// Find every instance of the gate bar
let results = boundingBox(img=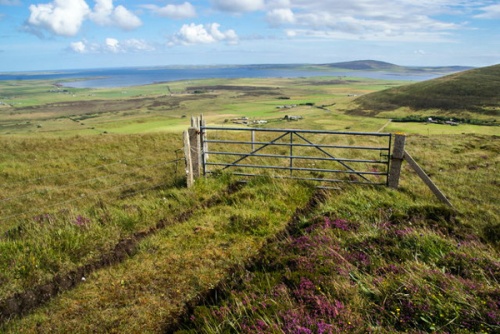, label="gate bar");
[206,151,388,164]
[201,126,391,137]
[204,140,389,151]
[206,162,387,175]
[229,172,387,186]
